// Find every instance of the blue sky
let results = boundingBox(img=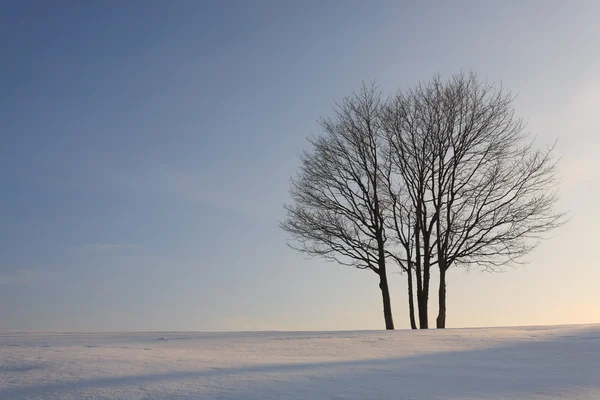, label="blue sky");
[1,1,599,331]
